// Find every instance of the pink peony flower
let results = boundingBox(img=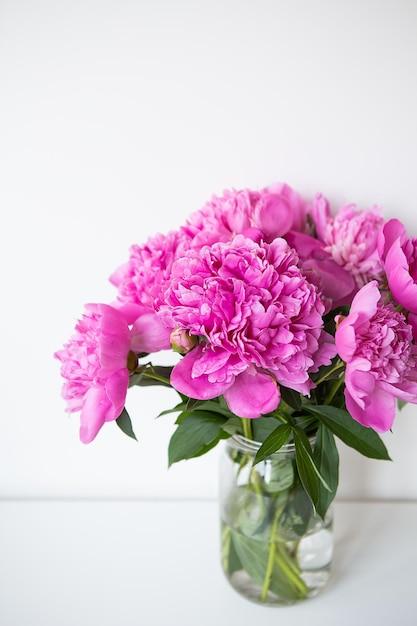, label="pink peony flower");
[252,182,308,239]
[180,183,308,250]
[54,303,134,443]
[159,235,336,418]
[109,182,309,334]
[180,188,254,249]
[311,197,385,288]
[109,230,190,352]
[378,218,417,316]
[110,229,189,311]
[335,281,417,432]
